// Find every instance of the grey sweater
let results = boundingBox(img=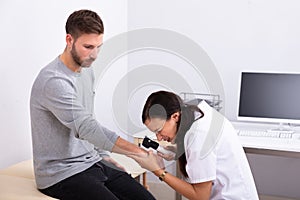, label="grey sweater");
[30,57,119,189]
